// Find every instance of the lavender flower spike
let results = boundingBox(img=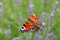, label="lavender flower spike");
[46,32,56,40]
[13,37,23,40]
[29,3,34,9]
[34,33,42,40]
[41,12,46,19]
[48,13,55,22]
[7,29,12,36]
